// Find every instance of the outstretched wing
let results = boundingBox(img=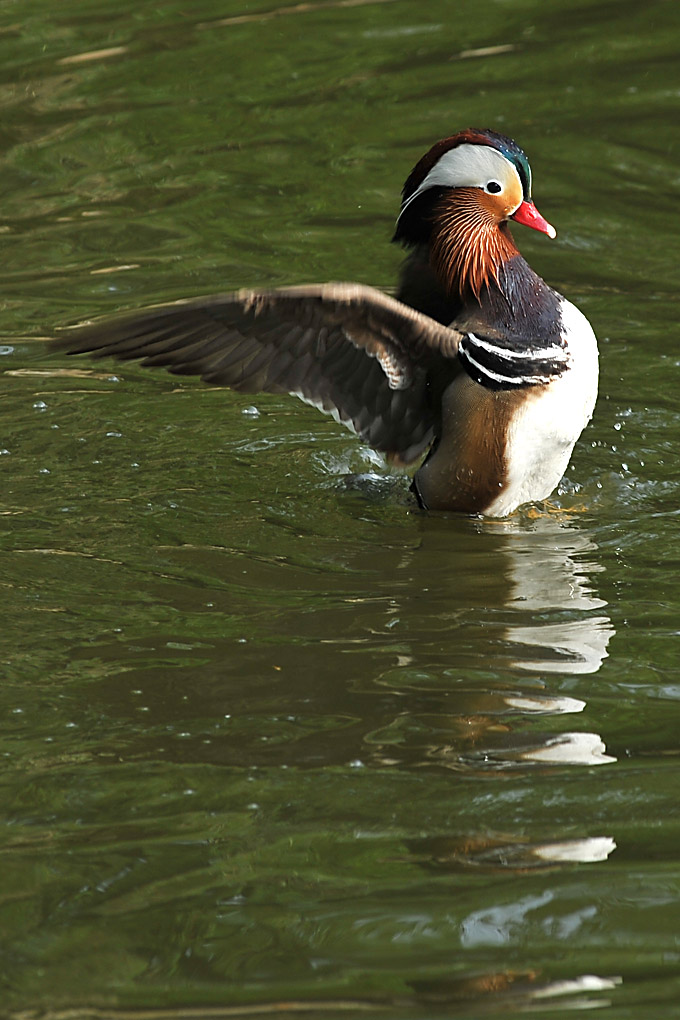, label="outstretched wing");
[56,283,463,465]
